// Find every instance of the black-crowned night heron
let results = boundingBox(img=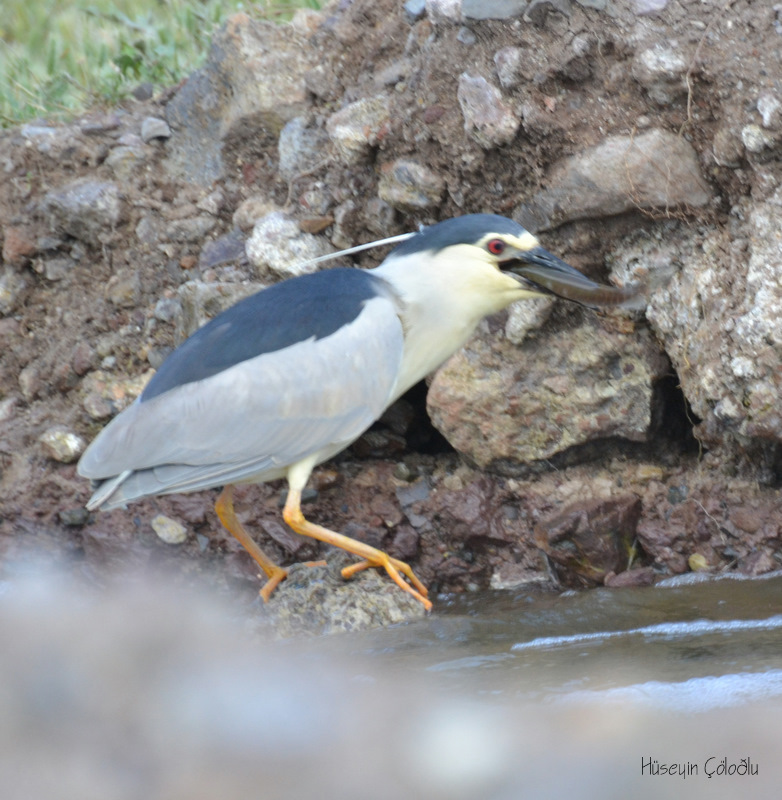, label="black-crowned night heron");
[78,214,637,611]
